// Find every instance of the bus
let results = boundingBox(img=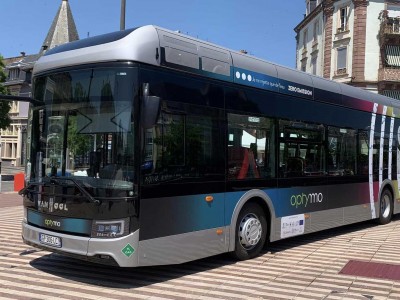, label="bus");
[16,25,400,267]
